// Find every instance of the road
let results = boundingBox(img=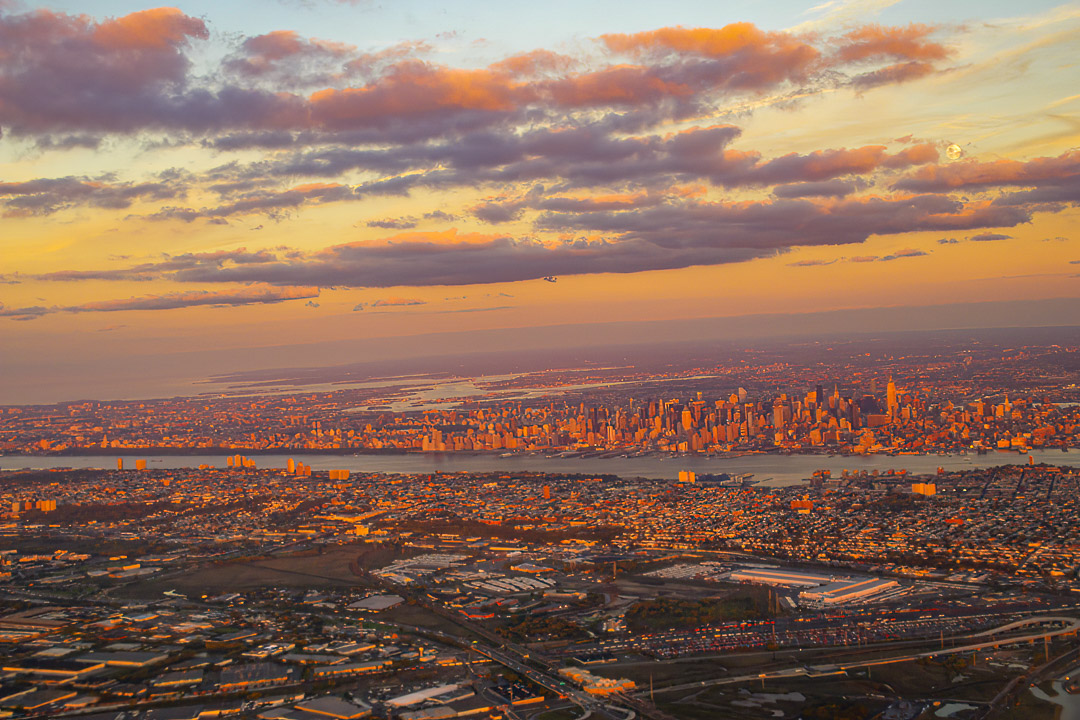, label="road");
[347,562,677,720]
[646,615,1080,697]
